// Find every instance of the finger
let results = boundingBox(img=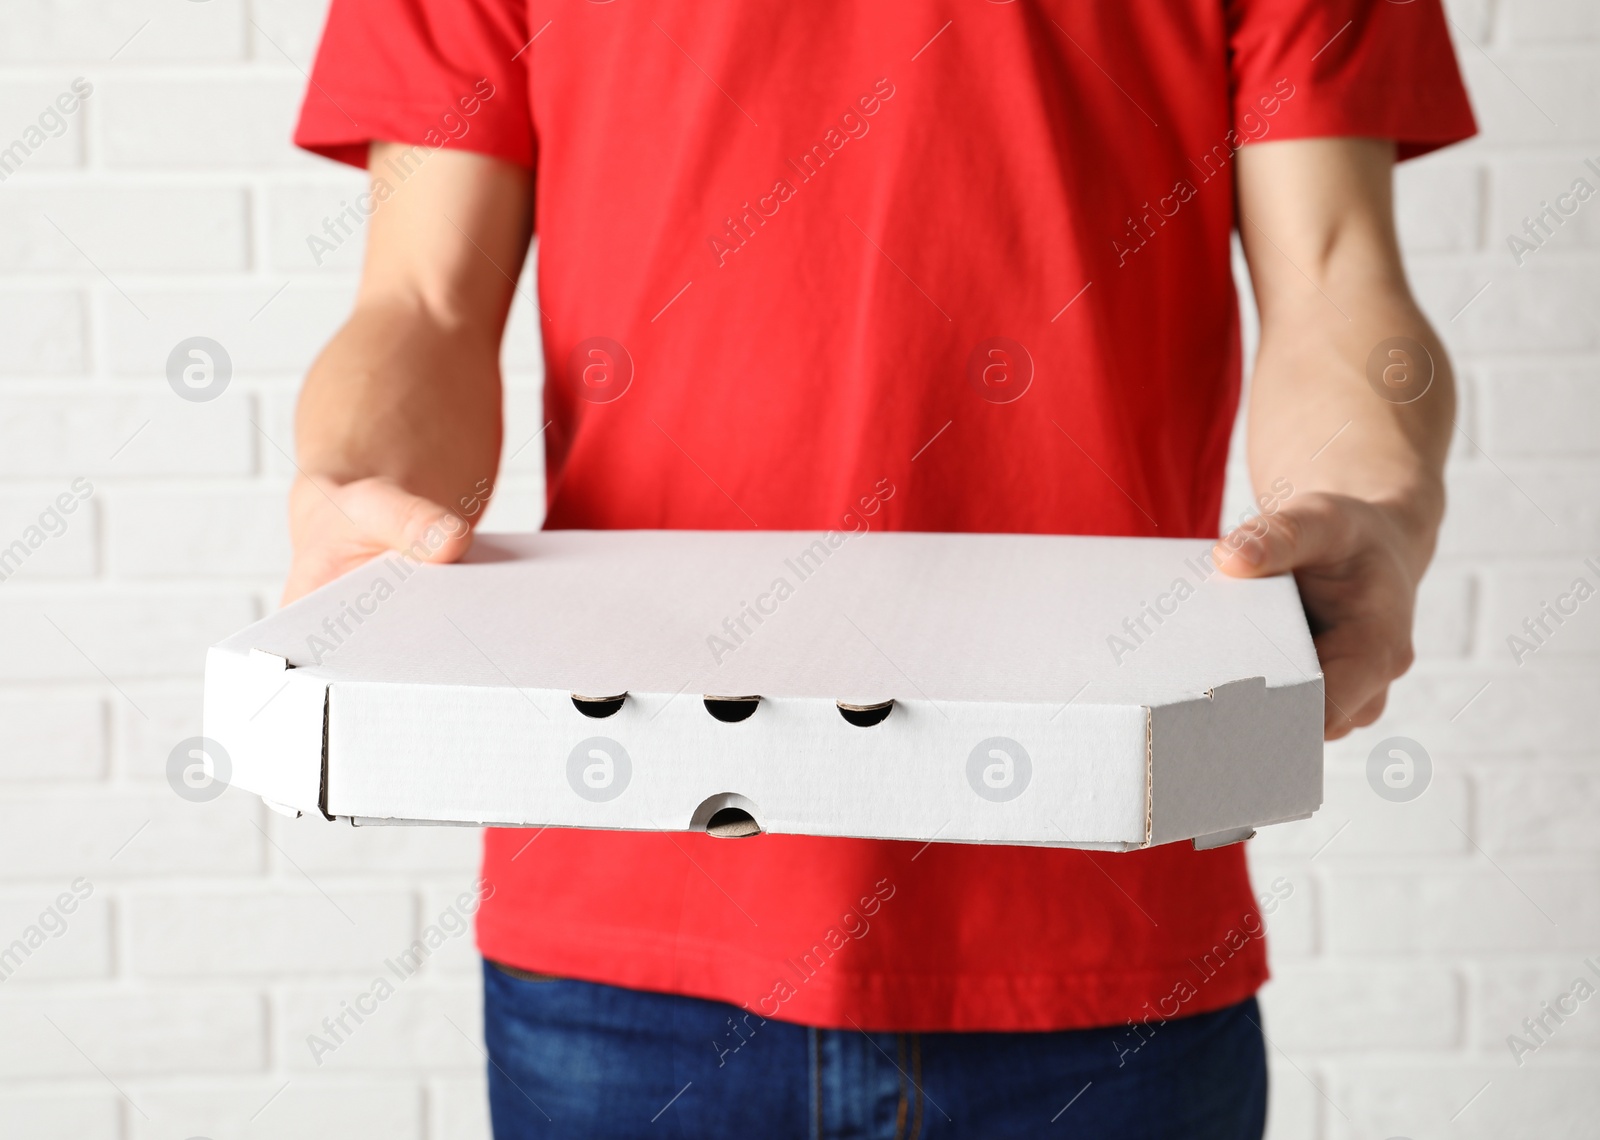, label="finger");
[1350,690,1388,728]
[1326,687,1388,741]
[281,557,337,607]
[1213,495,1353,579]
[335,476,474,565]
[1316,607,1412,735]
[281,539,381,606]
